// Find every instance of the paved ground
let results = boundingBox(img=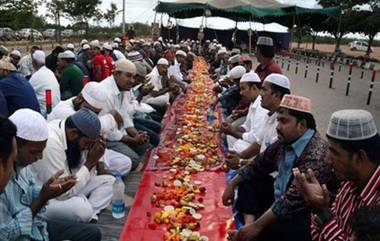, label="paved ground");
[272,55,380,136]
